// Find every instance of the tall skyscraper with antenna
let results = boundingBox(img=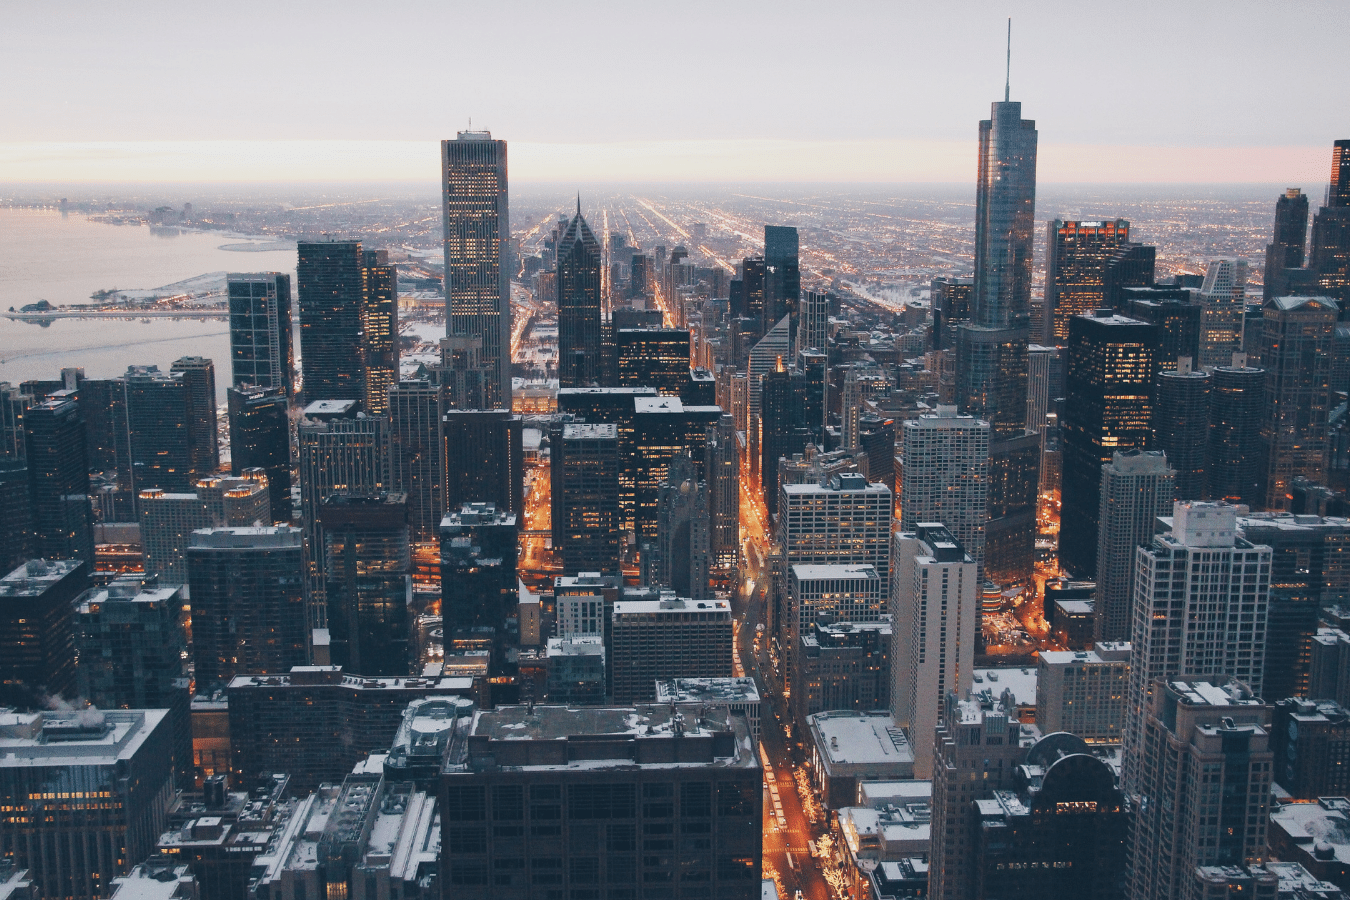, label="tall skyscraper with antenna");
[557,198,603,388]
[442,131,511,408]
[955,20,1040,588]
